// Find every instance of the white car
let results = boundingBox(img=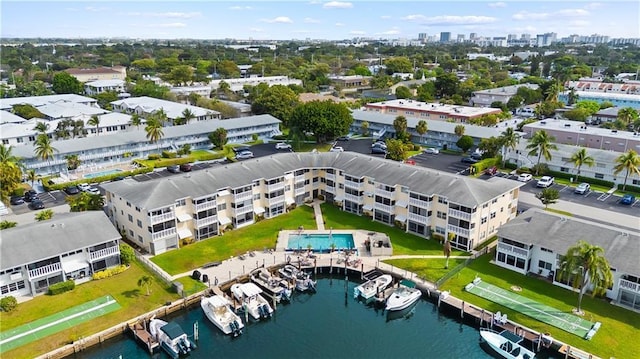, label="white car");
[424,147,439,155]
[86,186,101,195]
[517,173,532,182]
[275,142,292,150]
[236,151,254,159]
[536,176,555,188]
[329,146,344,152]
[77,183,91,192]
